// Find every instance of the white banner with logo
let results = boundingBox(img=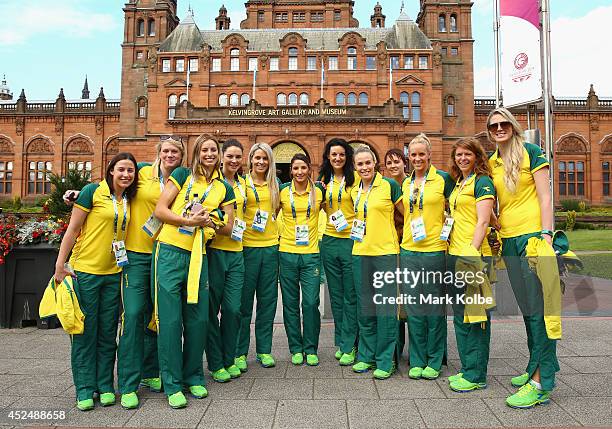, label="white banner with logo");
[499,0,542,107]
